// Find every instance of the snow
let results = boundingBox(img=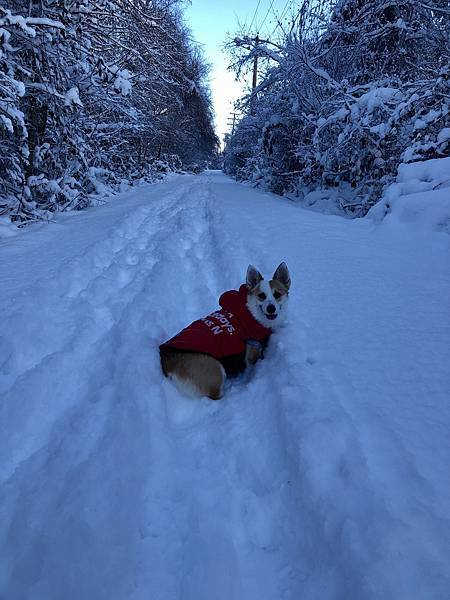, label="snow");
[414,118,427,130]
[2,12,64,35]
[12,79,25,97]
[0,114,13,133]
[0,217,20,238]
[353,86,403,115]
[369,157,450,232]
[437,127,450,145]
[64,86,83,107]
[1,171,449,599]
[3,12,36,36]
[397,156,450,185]
[113,68,132,96]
